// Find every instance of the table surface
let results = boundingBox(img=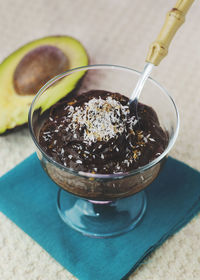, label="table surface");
[0,0,200,279]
